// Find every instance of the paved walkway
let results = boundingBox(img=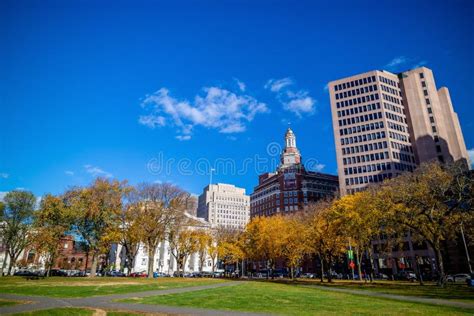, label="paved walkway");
[304,284,474,310]
[0,281,268,315]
